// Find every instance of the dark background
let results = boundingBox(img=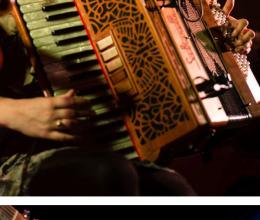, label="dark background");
[12,206,260,220]
[230,0,260,32]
